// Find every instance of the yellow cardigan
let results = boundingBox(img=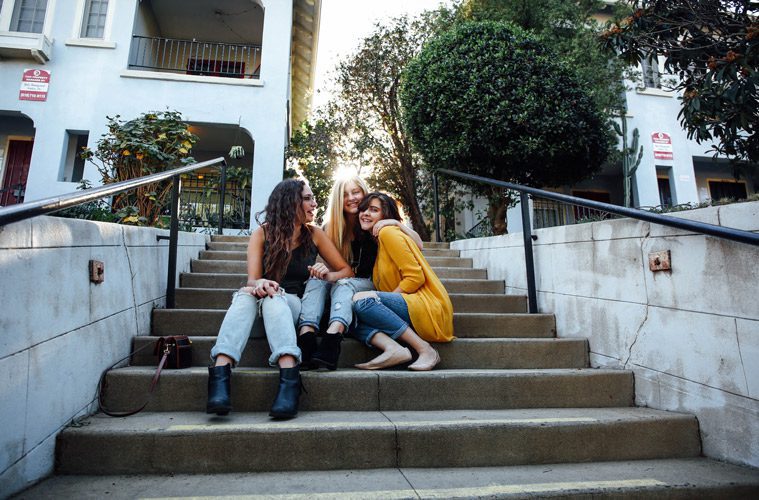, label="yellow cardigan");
[372,226,454,342]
